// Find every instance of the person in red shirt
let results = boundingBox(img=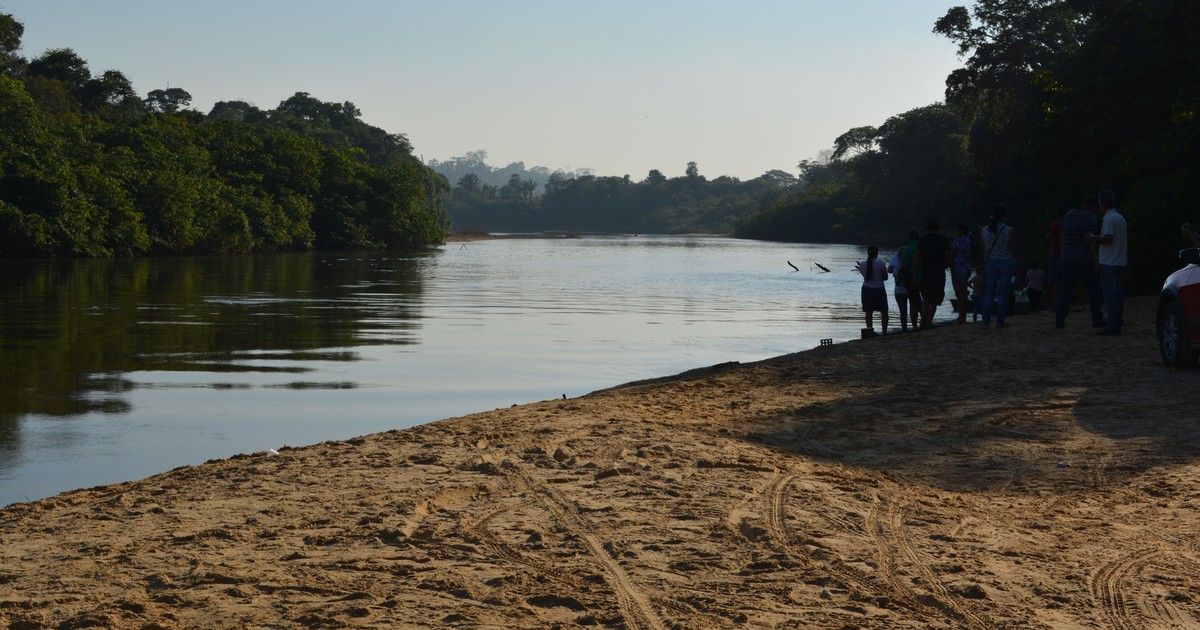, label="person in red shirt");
[1046,210,1063,304]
